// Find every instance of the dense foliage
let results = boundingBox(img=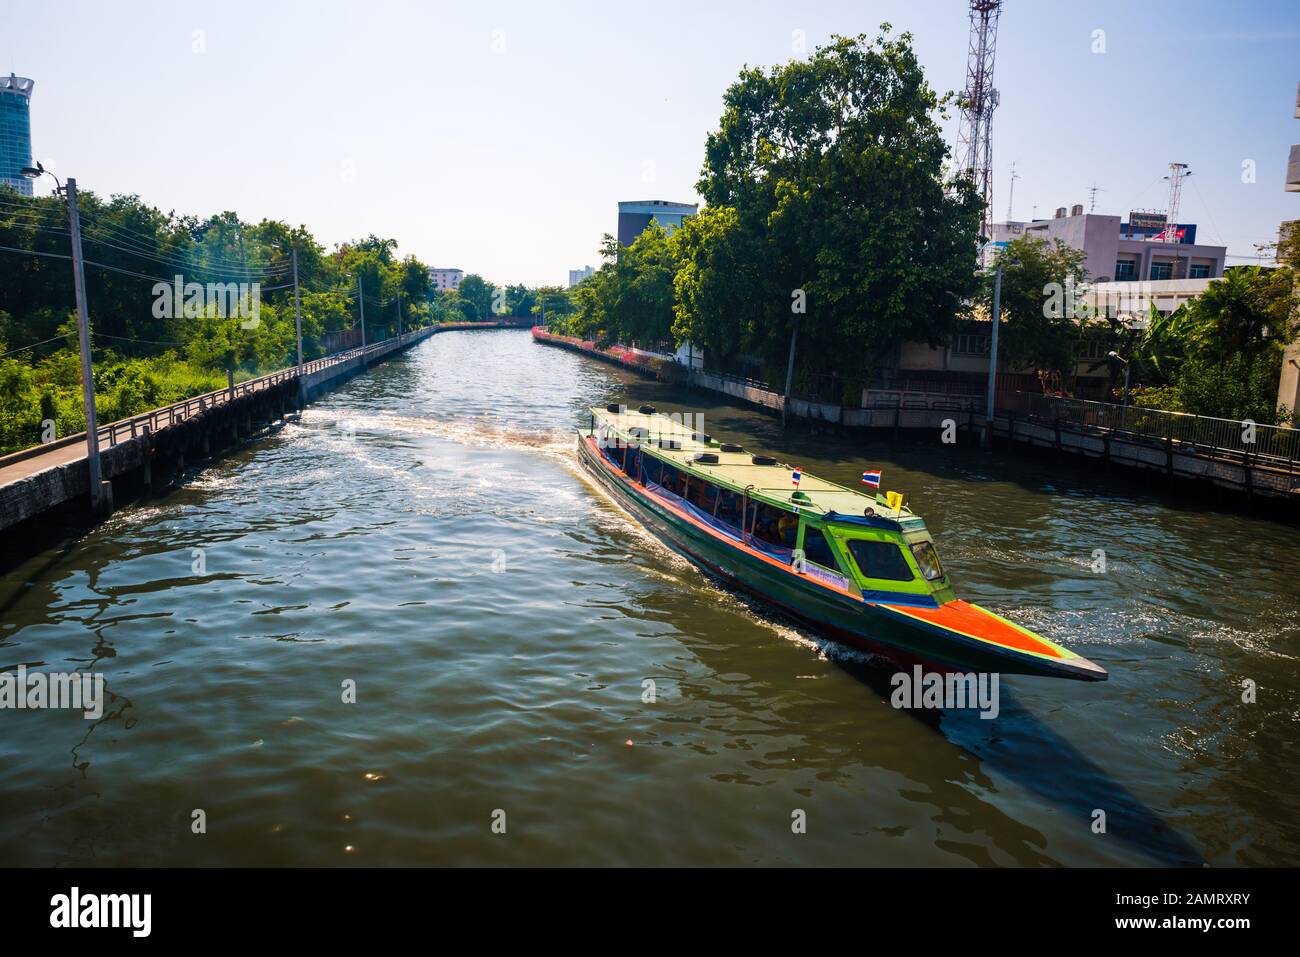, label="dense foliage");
[1124,266,1298,423]
[0,187,527,453]
[546,29,983,402]
[980,236,1088,372]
